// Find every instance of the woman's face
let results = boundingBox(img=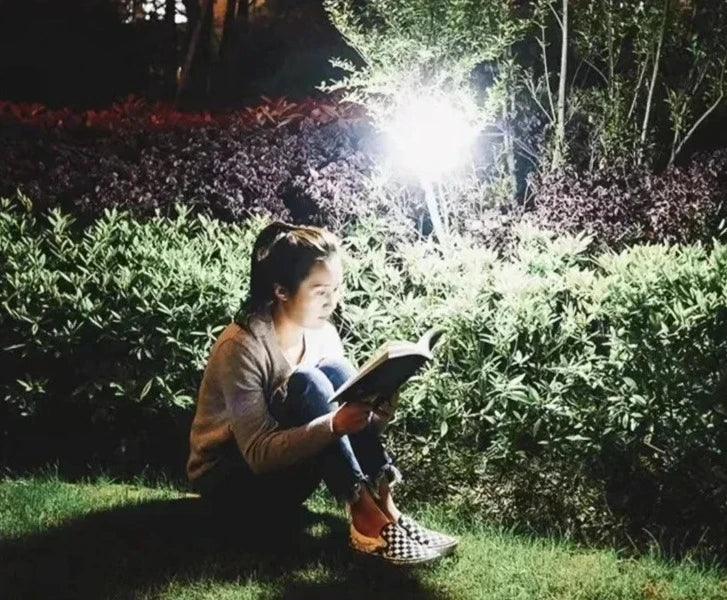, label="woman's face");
[275,255,344,329]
